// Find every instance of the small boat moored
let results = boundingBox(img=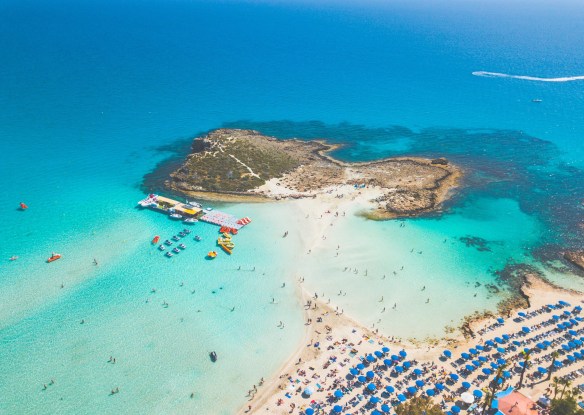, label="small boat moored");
[165,240,173,246]
[152,235,160,244]
[179,243,186,249]
[158,245,165,251]
[209,351,217,362]
[165,252,173,257]
[169,213,183,220]
[47,253,61,263]
[194,236,202,241]
[207,251,217,259]
[183,218,198,224]
[183,228,191,234]
[9,256,18,261]
[172,247,180,254]
[172,235,180,241]
[19,202,28,210]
